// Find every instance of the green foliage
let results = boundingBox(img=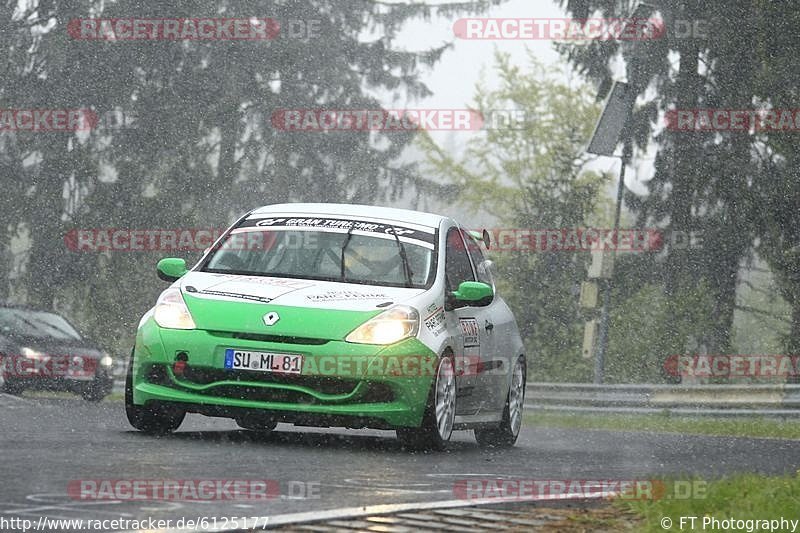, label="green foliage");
[419,49,728,383]
[0,1,505,350]
[420,51,606,225]
[621,473,800,533]
[605,282,716,383]
[419,52,607,382]
[731,267,791,357]
[527,411,800,440]
[494,250,592,382]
